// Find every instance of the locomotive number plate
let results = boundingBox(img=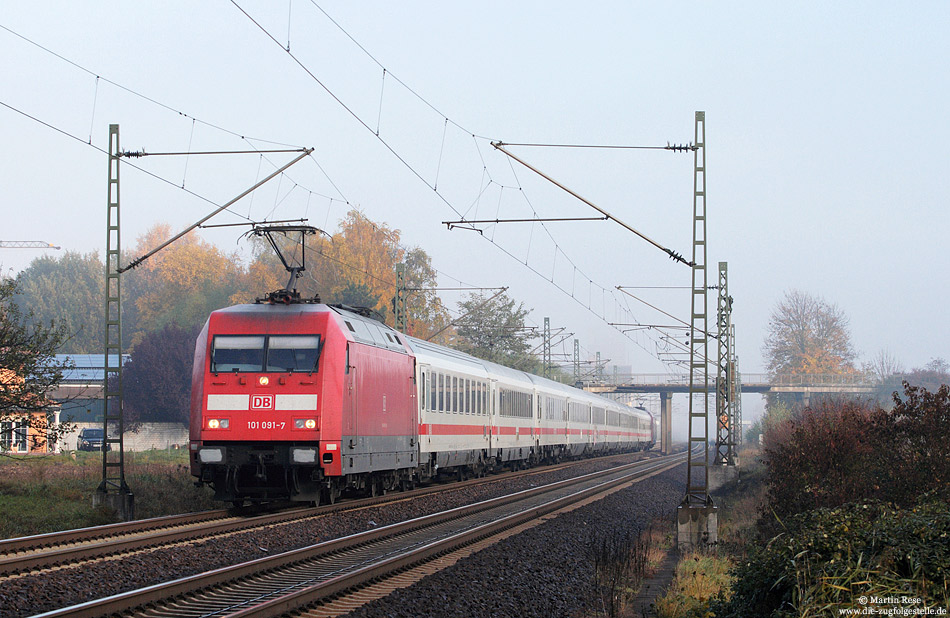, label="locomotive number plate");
[247,421,286,430]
